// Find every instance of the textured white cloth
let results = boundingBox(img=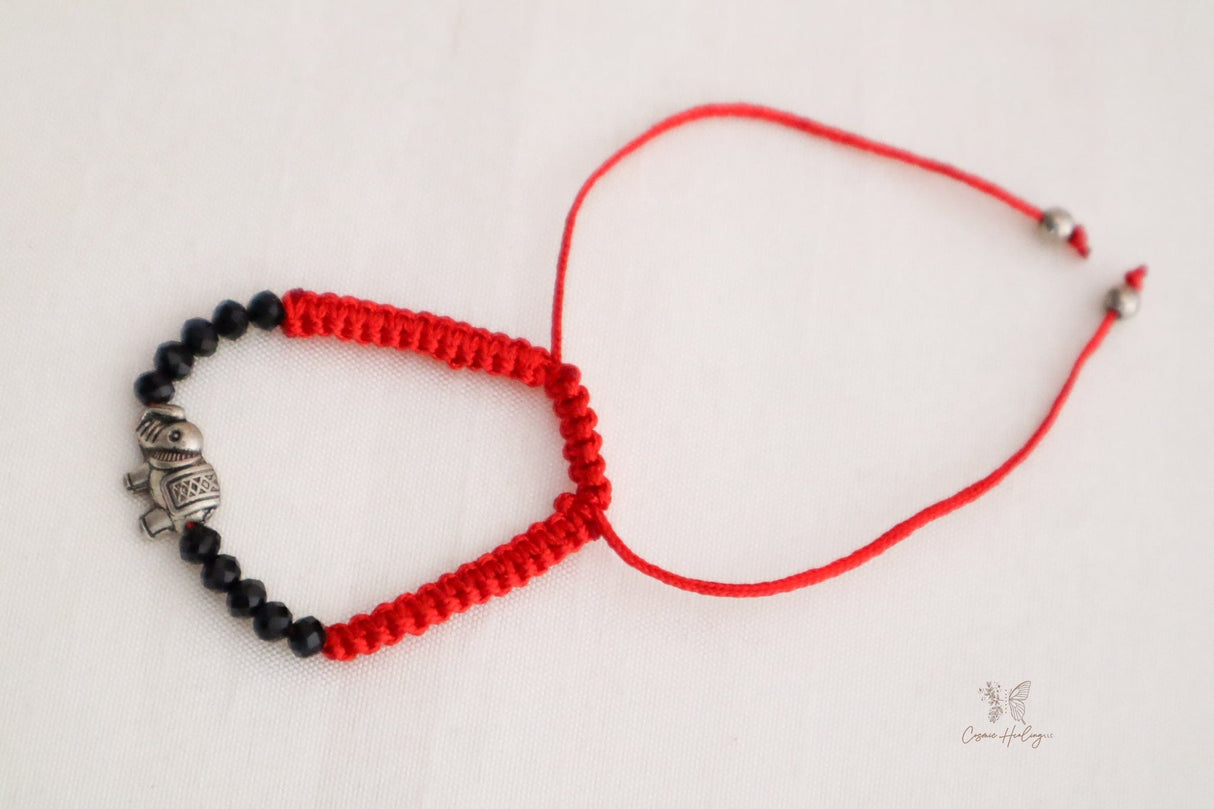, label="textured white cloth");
[1,2,1212,807]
